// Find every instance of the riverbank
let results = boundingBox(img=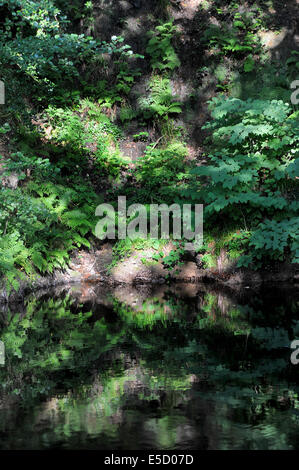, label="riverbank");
[1,242,298,303]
